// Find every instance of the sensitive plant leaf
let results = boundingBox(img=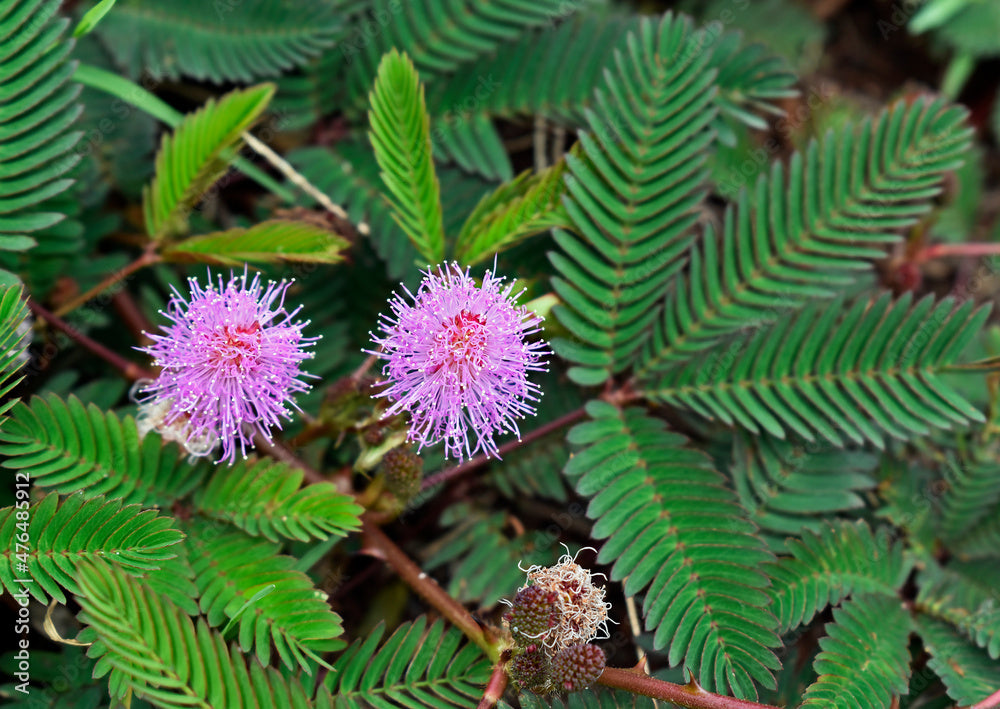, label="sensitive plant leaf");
[640,293,989,448]
[193,457,362,542]
[916,615,1000,706]
[455,161,571,266]
[368,50,445,265]
[0,394,207,508]
[0,493,183,604]
[0,286,30,417]
[564,400,781,698]
[802,594,912,709]
[551,13,719,385]
[162,218,350,266]
[143,84,275,240]
[75,558,319,708]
